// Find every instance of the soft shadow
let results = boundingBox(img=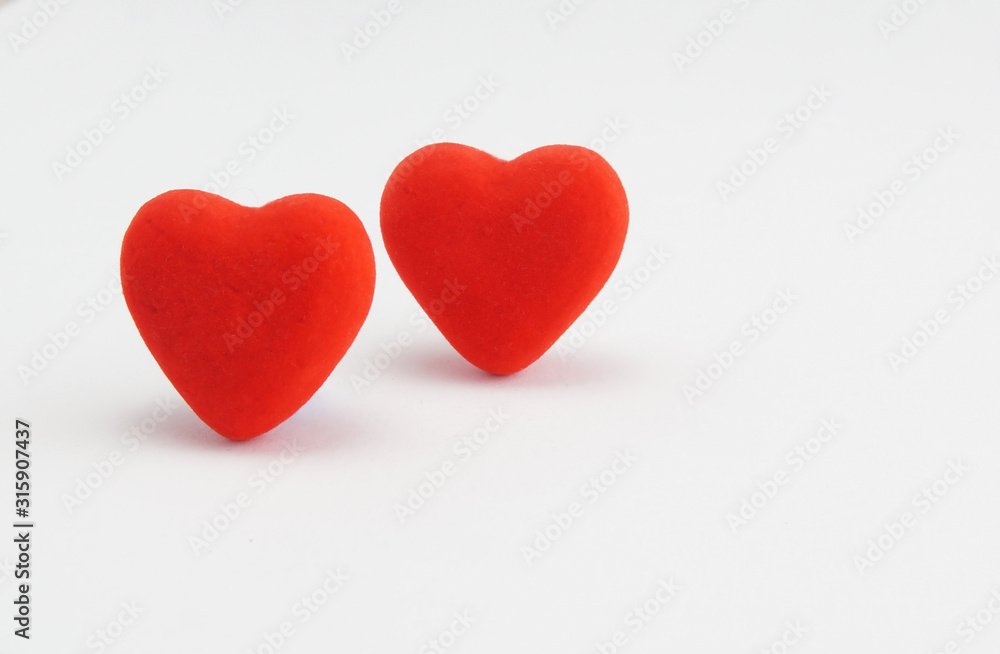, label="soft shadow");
[514,349,636,387]
[396,344,635,388]
[395,348,503,385]
[150,397,364,454]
